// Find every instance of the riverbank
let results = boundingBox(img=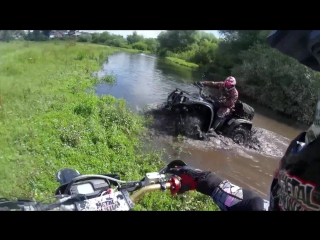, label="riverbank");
[0,42,218,211]
[53,40,151,54]
[166,57,199,69]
